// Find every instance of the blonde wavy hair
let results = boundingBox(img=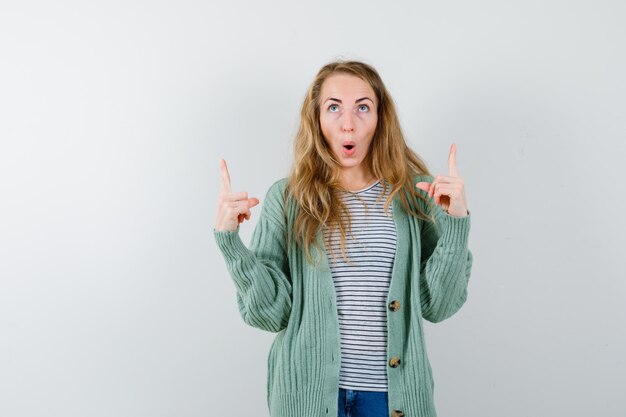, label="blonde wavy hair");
[285,60,436,264]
